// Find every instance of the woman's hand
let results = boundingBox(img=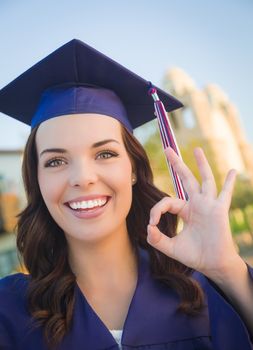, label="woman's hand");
[147,146,253,333]
[147,146,239,280]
